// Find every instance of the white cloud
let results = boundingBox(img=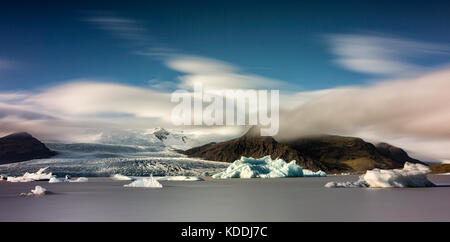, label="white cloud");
[166,56,297,90]
[327,34,450,76]
[25,80,173,119]
[277,68,450,161]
